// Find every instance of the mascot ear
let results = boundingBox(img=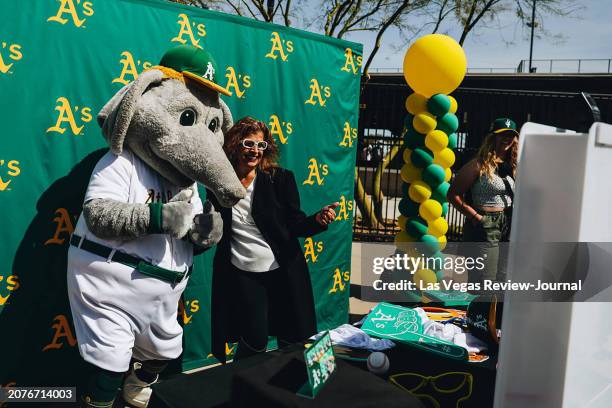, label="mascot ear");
[219,98,234,136]
[97,69,164,155]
